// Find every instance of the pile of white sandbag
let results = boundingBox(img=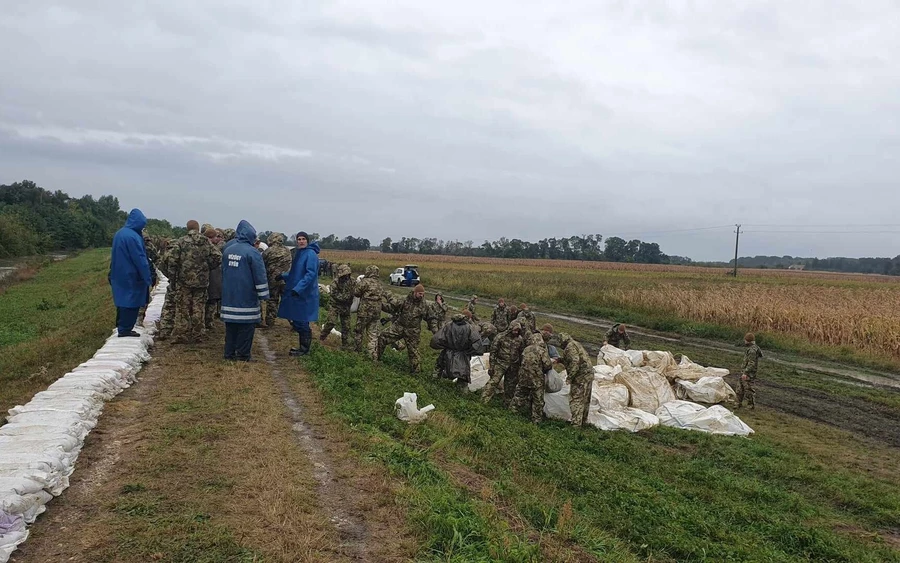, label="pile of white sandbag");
[0,275,167,562]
